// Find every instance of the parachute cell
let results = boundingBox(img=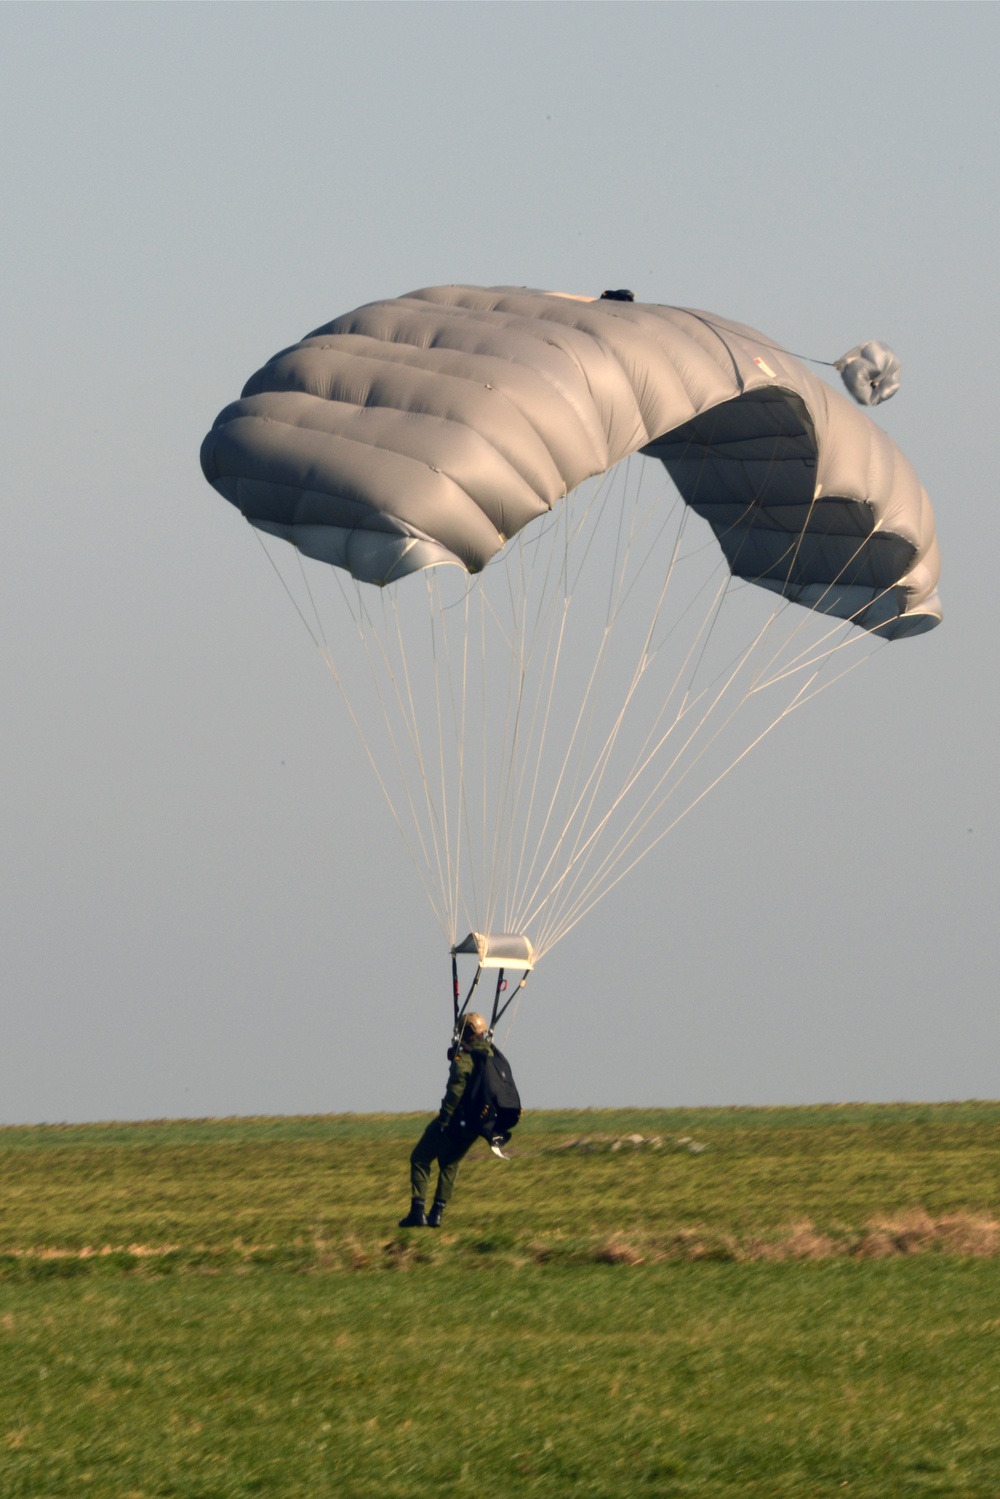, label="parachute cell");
[202,286,940,638]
